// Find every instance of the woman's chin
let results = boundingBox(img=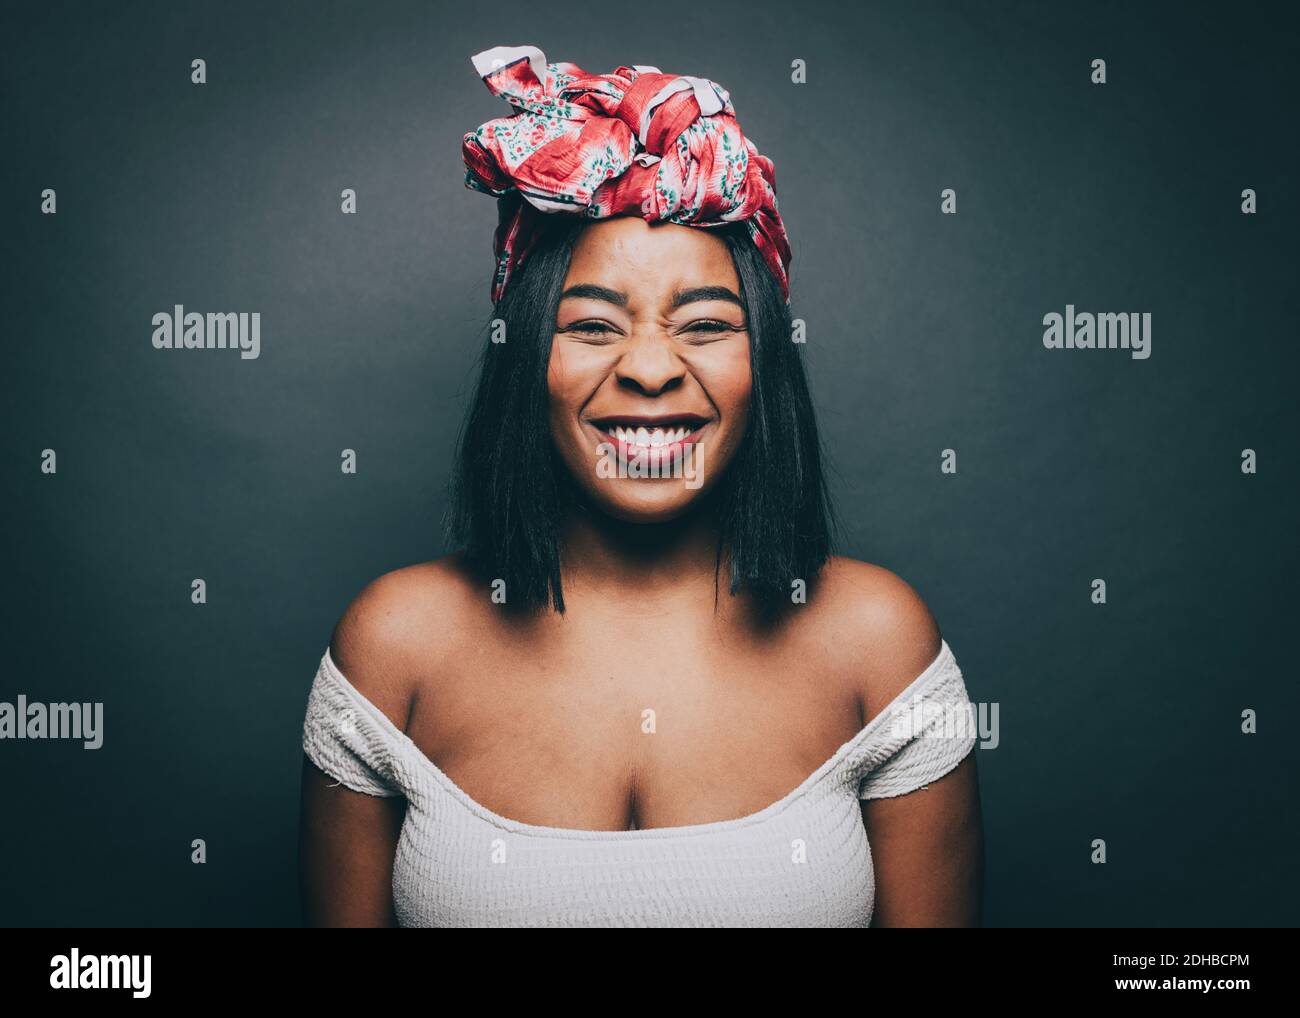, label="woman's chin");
[584,483,705,524]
